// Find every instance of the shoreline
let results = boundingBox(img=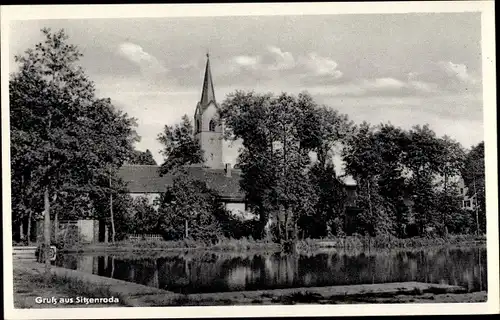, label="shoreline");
[56,235,486,254]
[13,261,487,307]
